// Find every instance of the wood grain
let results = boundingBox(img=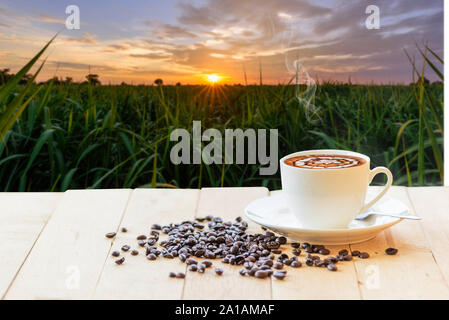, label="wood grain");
[350,187,449,299]
[182,187,270,300]
[269,190,360,300]
[93,189,200,299]
[407,187,449,289]
[0,193,62,299]
[3,187,449,300]
[5,189,131,300]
